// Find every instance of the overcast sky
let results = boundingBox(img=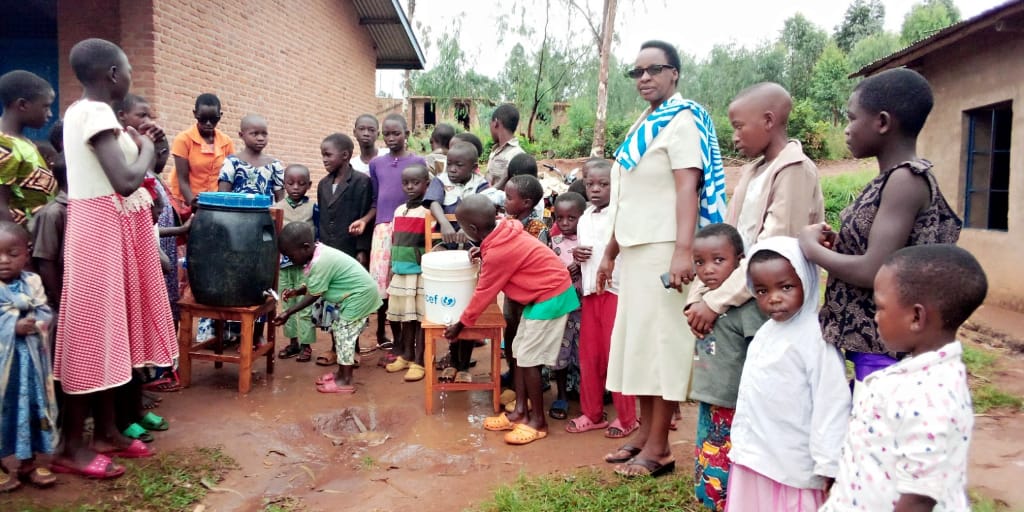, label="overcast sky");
[376,0,1005,96]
